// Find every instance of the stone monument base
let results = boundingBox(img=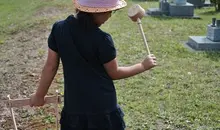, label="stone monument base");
[186,36,220,51]
[146,5,200,19]
[169,2,194,16]
[147,8,165,16]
